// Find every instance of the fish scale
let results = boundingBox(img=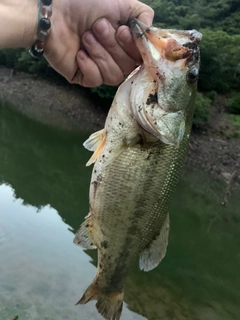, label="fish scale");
[93,129,190,287]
